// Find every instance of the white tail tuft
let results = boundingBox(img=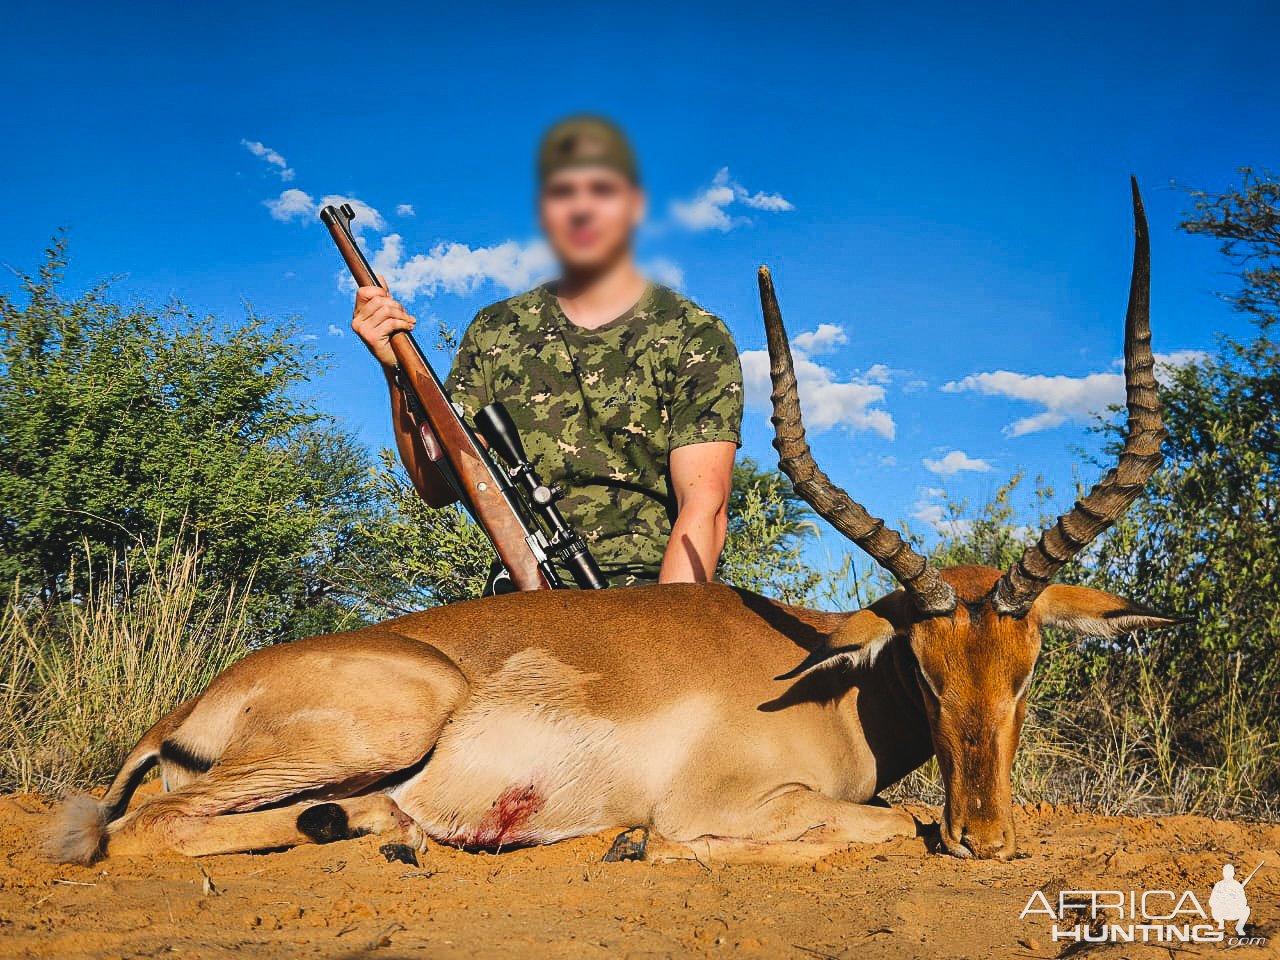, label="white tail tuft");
[43,794,108,865]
